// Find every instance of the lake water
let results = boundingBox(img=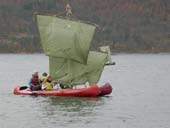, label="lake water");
[0,54,170,128]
